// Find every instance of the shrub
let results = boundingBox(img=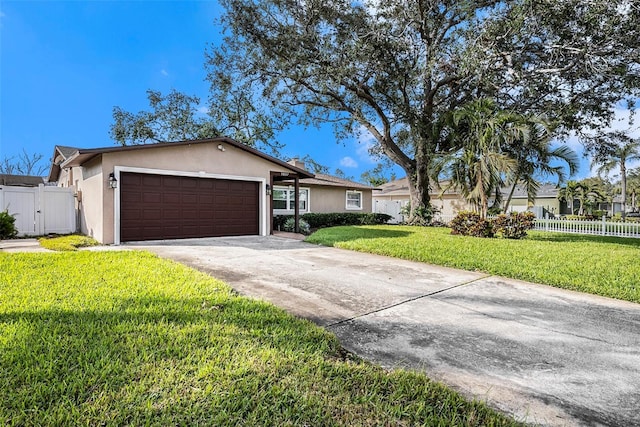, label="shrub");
[0,210,18,240]
[468,218,495,238]
[399,203,440,225]
[449,211,481,236]
[302,212,391,228]
[282,217,311,235]
[493,212,536,239]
